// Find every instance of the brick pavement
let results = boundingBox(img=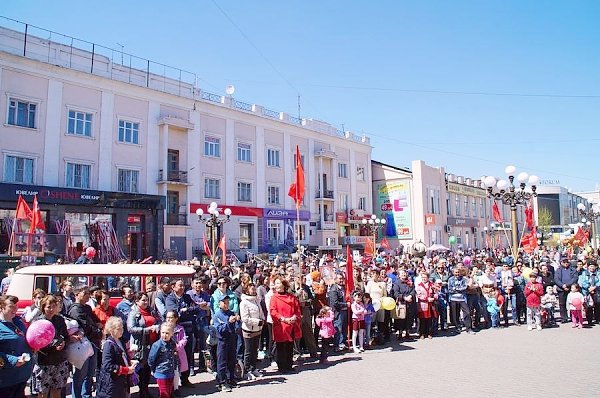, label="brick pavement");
[135,323,600,398]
